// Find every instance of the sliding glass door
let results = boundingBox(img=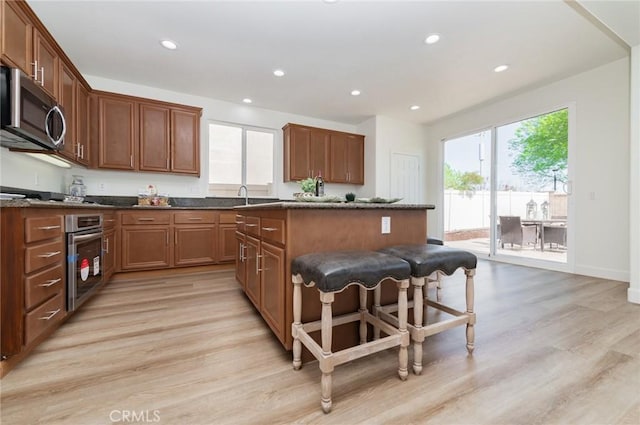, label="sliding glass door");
[443,130,491,255]
[444,108,570,265]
